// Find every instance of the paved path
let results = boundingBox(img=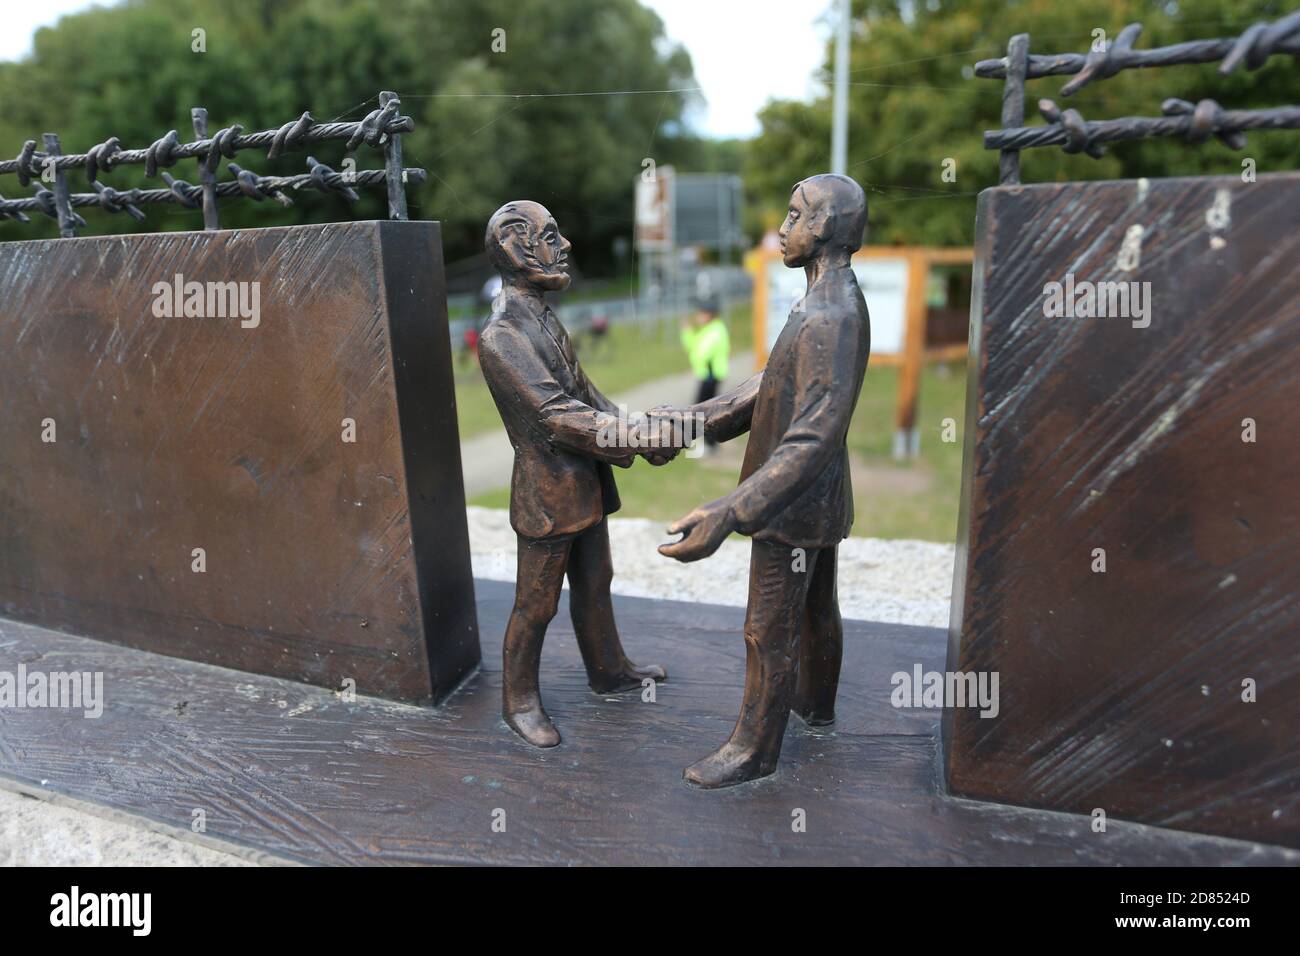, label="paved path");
[460,351,755,497]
